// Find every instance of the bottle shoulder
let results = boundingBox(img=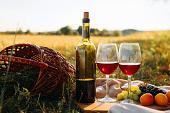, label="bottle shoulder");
[76,40,96,50]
